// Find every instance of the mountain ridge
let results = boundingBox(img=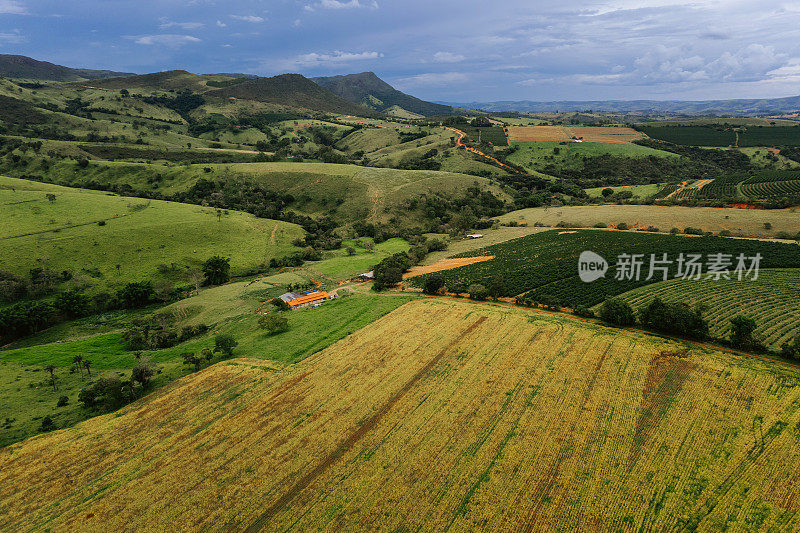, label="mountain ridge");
[439,95,800,116]
[312,72,454,117]
[0,54,133,82]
